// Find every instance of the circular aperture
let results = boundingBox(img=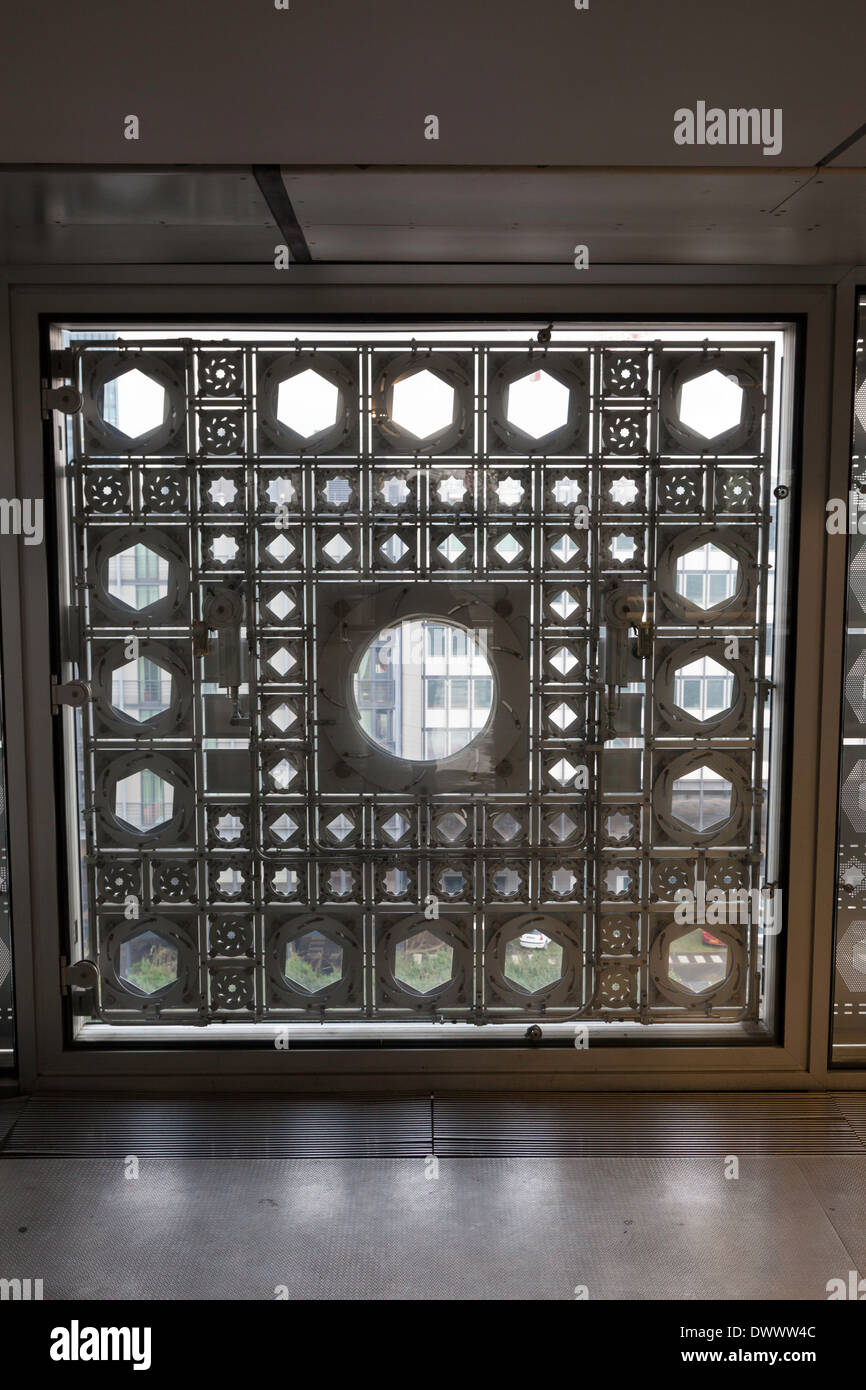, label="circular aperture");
[351,616,496,762]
